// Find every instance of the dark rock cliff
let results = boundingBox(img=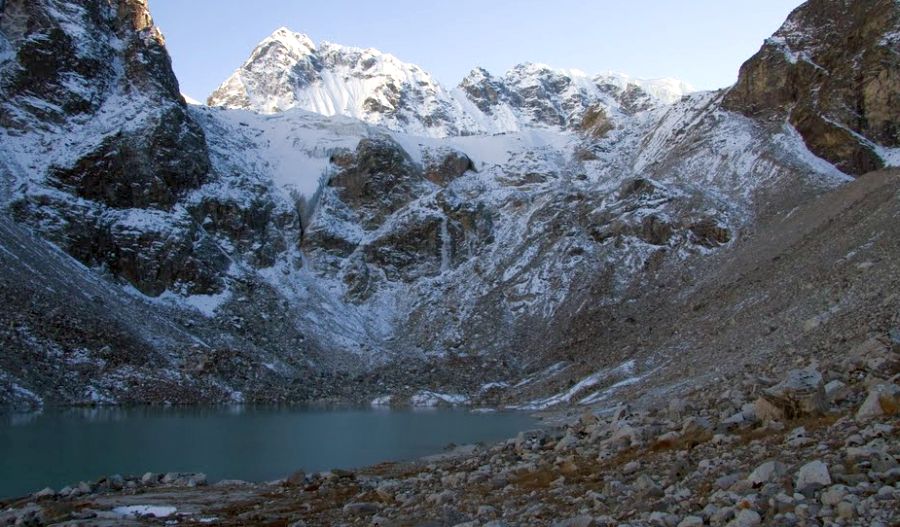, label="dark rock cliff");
[724,0,899,175]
